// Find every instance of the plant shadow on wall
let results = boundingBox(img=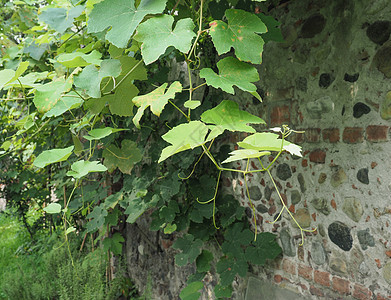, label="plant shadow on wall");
[0,0,316,299]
